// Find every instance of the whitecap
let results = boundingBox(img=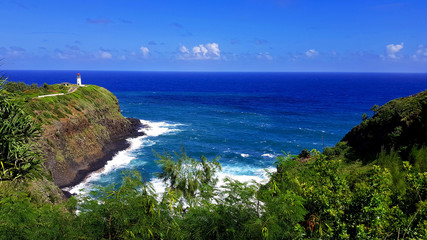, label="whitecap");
[151,177,167,195]
[149,165,277,195]
[261,153,276,158]
[64,119,183,195]
[240,153,249,158]
[140,120,183,137]
[217,165,276,186]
